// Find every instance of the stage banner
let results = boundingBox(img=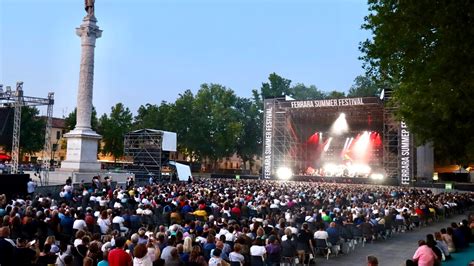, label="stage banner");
[263,99,275,179]
[289,97,365,109]
[399,121,414,185]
